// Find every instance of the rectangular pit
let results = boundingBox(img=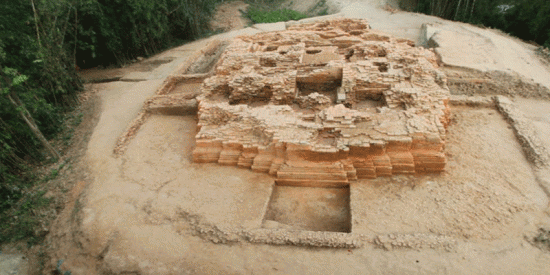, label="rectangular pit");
[184,40,228,74]
[156,74,209,96]
[171,78,203,95]
[262,185,351,233]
